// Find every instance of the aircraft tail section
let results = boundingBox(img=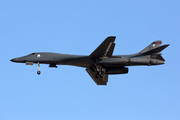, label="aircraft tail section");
[138,41,169,61]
